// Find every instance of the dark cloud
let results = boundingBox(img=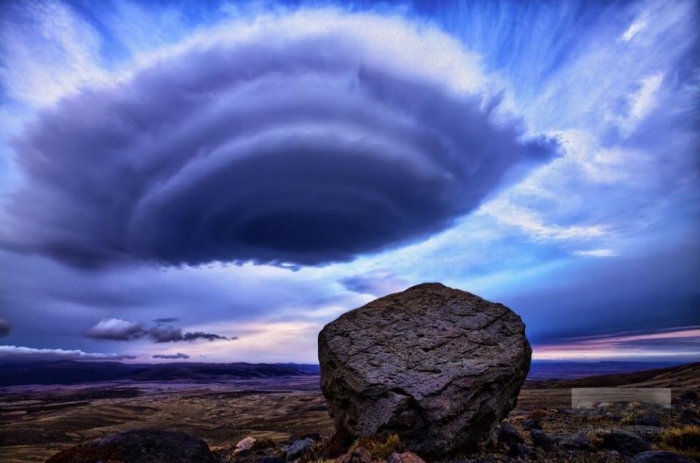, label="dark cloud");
[0,318,10,337]
[182,332,234,342]
[85,318,231,343]
[153,317,178,324]
[153,353,190,359]
[2,28,557,269]
[0,345,136,362]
